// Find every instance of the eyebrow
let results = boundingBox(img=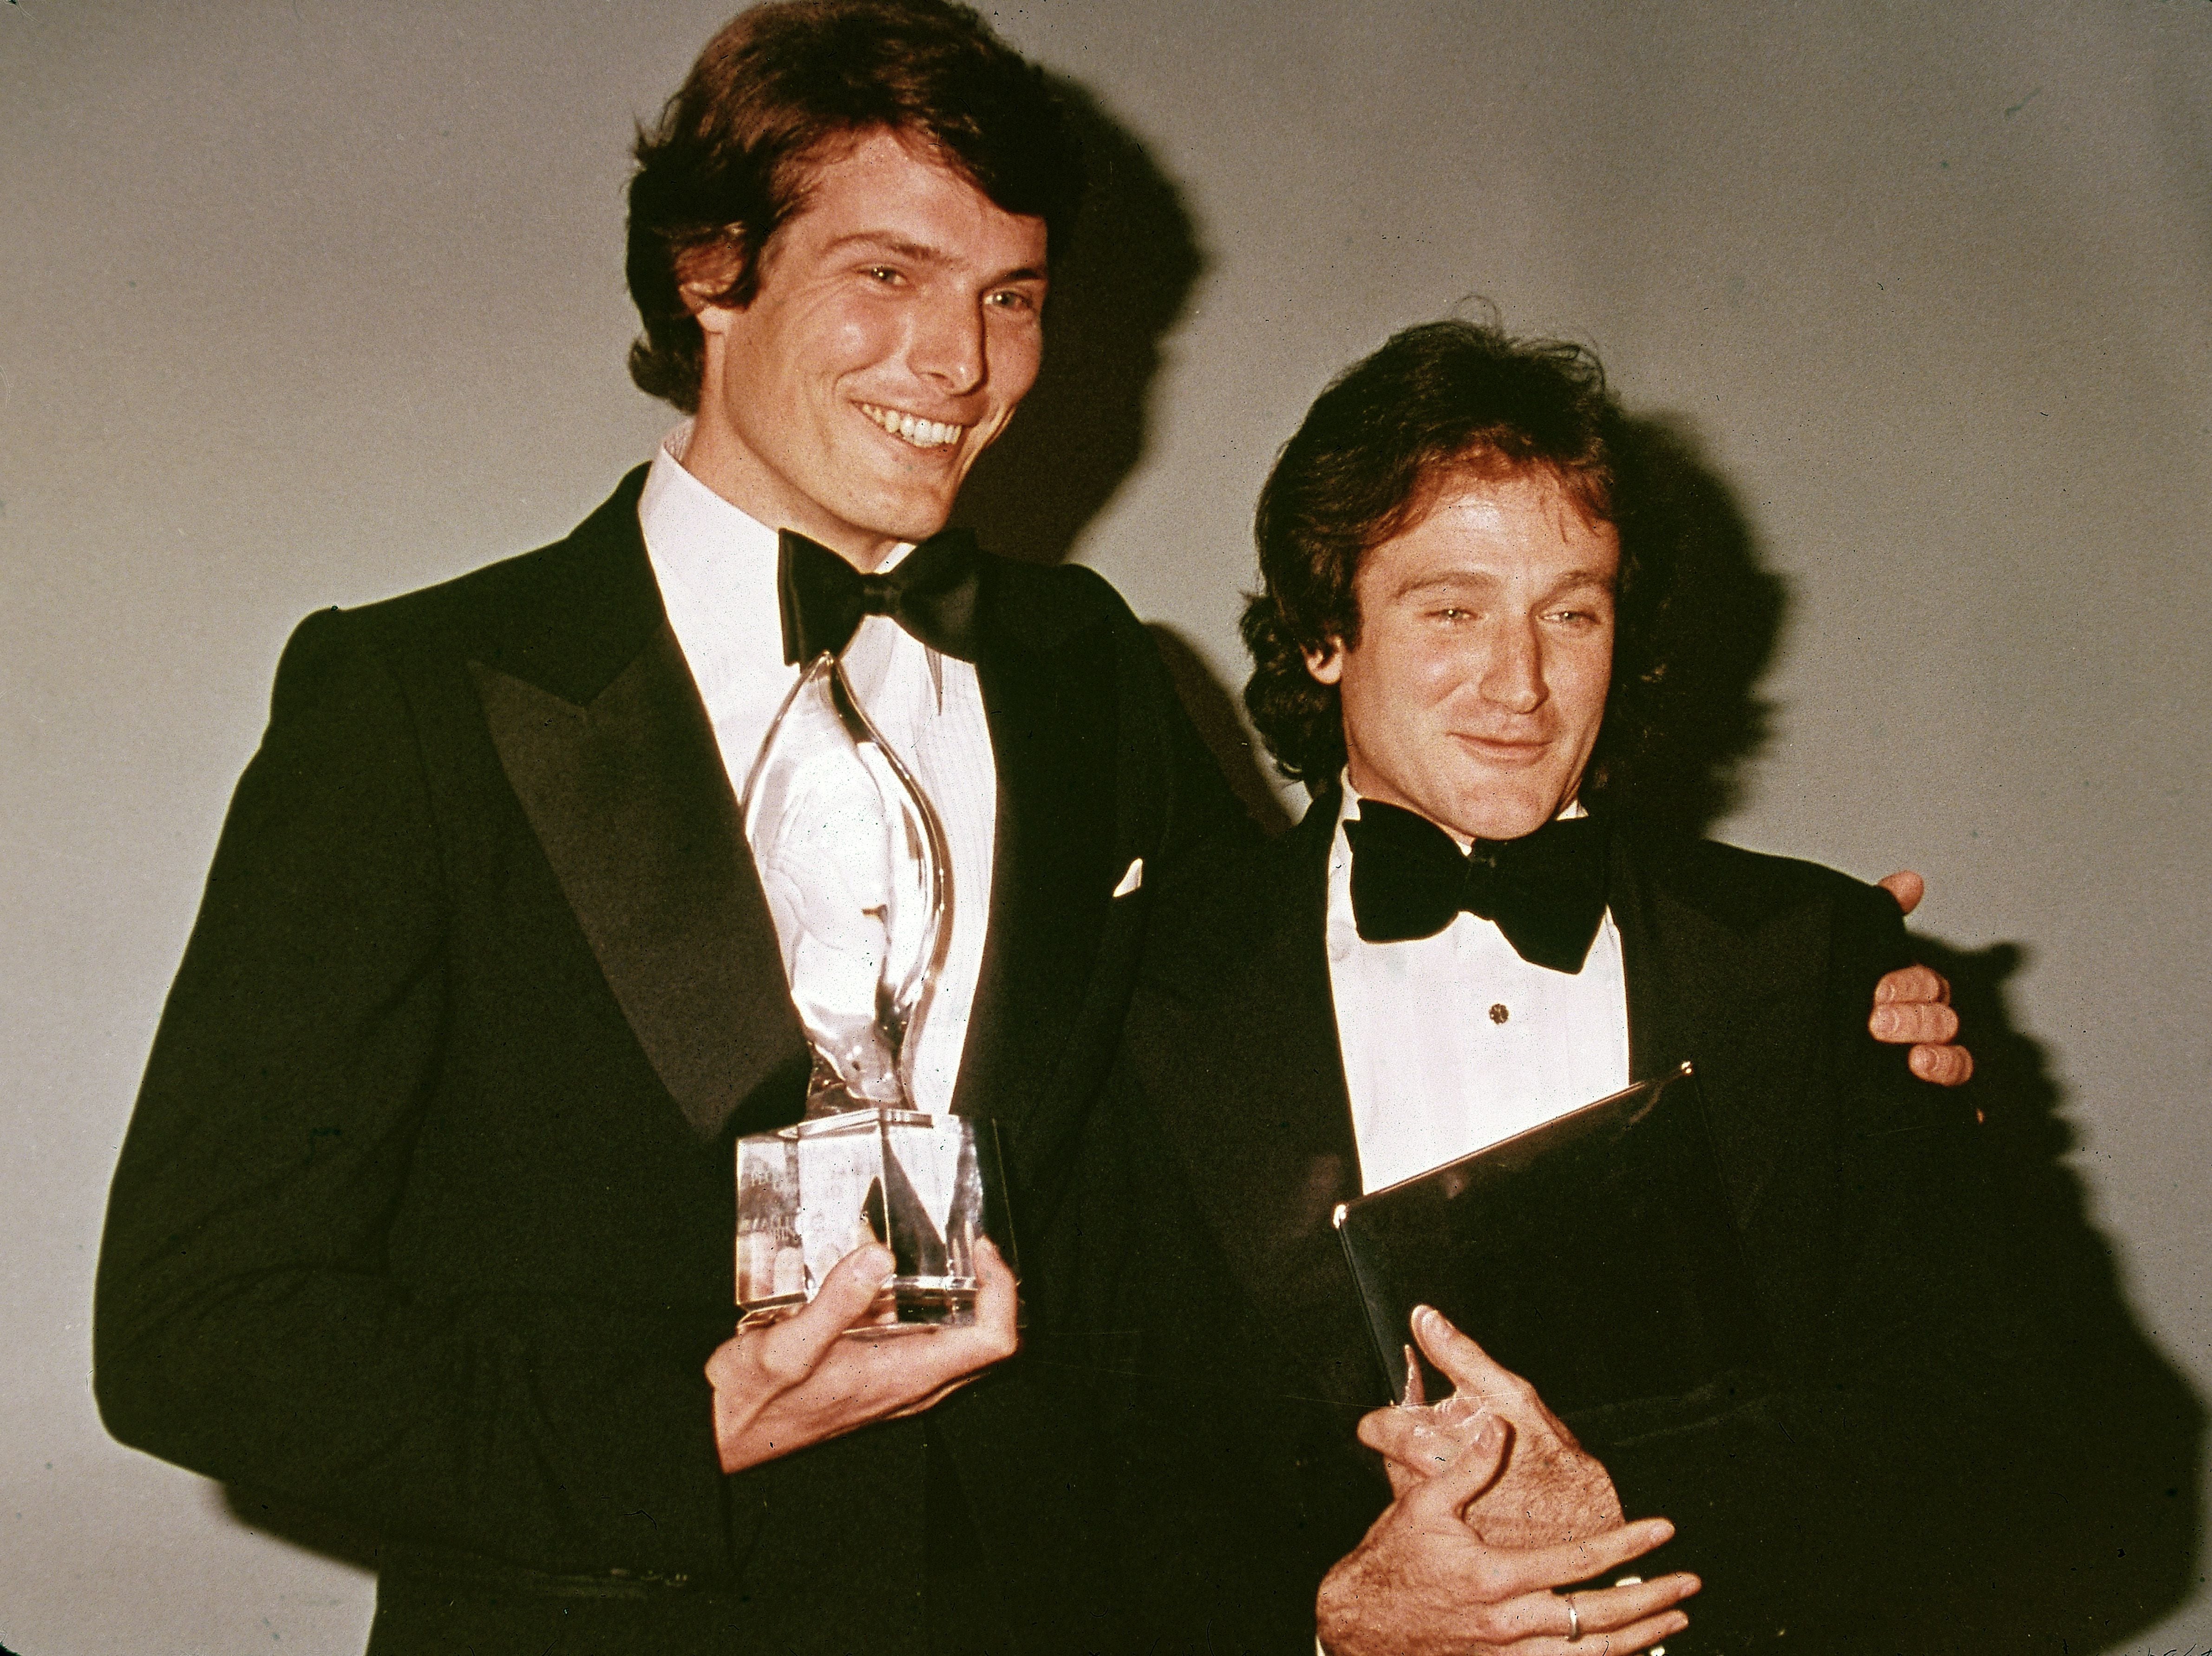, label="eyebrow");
[821,231,1048,285]
[1393,571,1496,602]
[1390,568,1617,602]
